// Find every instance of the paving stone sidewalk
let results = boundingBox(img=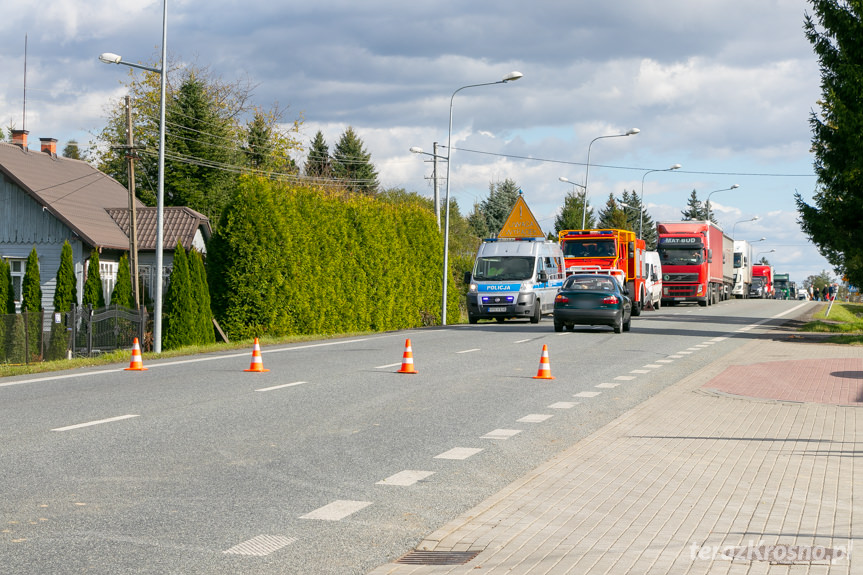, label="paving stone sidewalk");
[369,333,862,574]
